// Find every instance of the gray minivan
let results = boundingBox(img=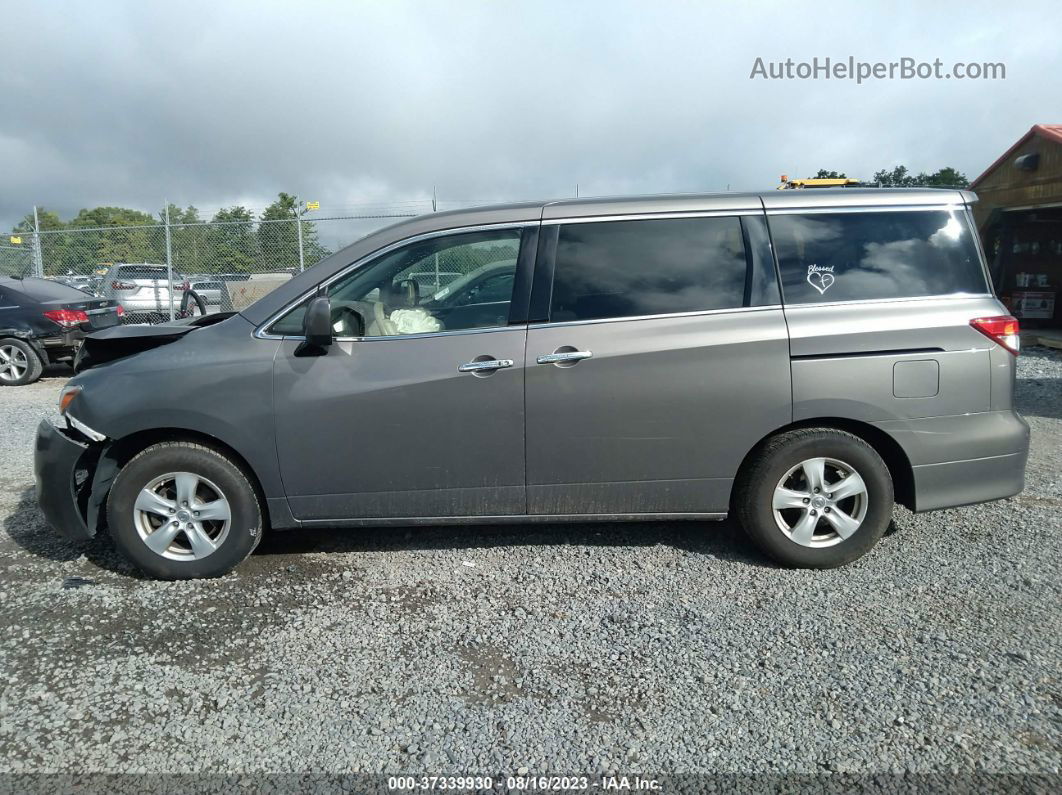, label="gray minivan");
[34,189,1030,579]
